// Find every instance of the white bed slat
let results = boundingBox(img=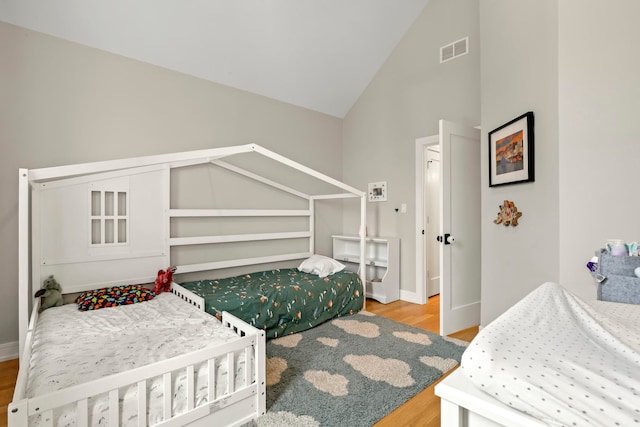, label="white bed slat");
[176,252,311,274]
[137,380,147,427]
[211,159,311,200]
[109,389,119,426]
[226,353,235,394]
[251,144,365,196]
[163,372,172,421]
[311,193,361,200]
[186,365,195,411]
[169,231,311,247]
[170,208,311,217]
[244,347,251,387]
[28,144,254,182]
[76,399,88,427]
[208,359,216,402]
